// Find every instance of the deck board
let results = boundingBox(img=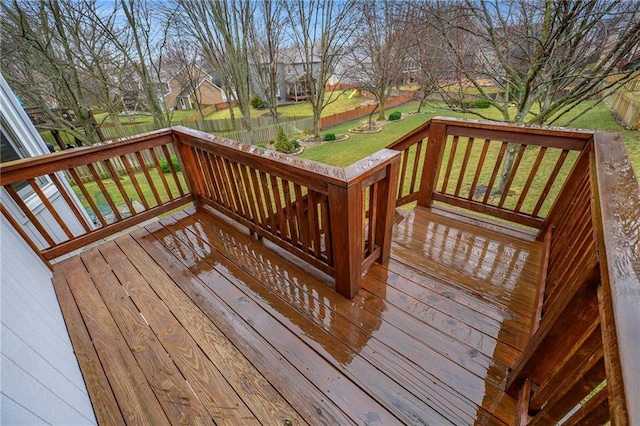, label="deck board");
[53,205,542,425]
